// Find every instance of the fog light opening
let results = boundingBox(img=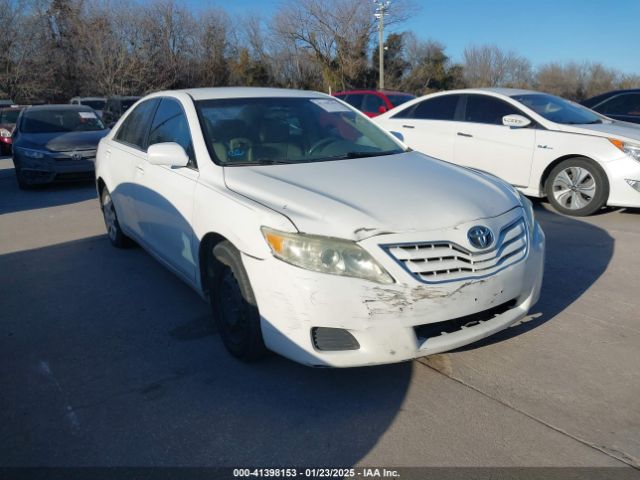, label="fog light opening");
[311,327,360,351]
